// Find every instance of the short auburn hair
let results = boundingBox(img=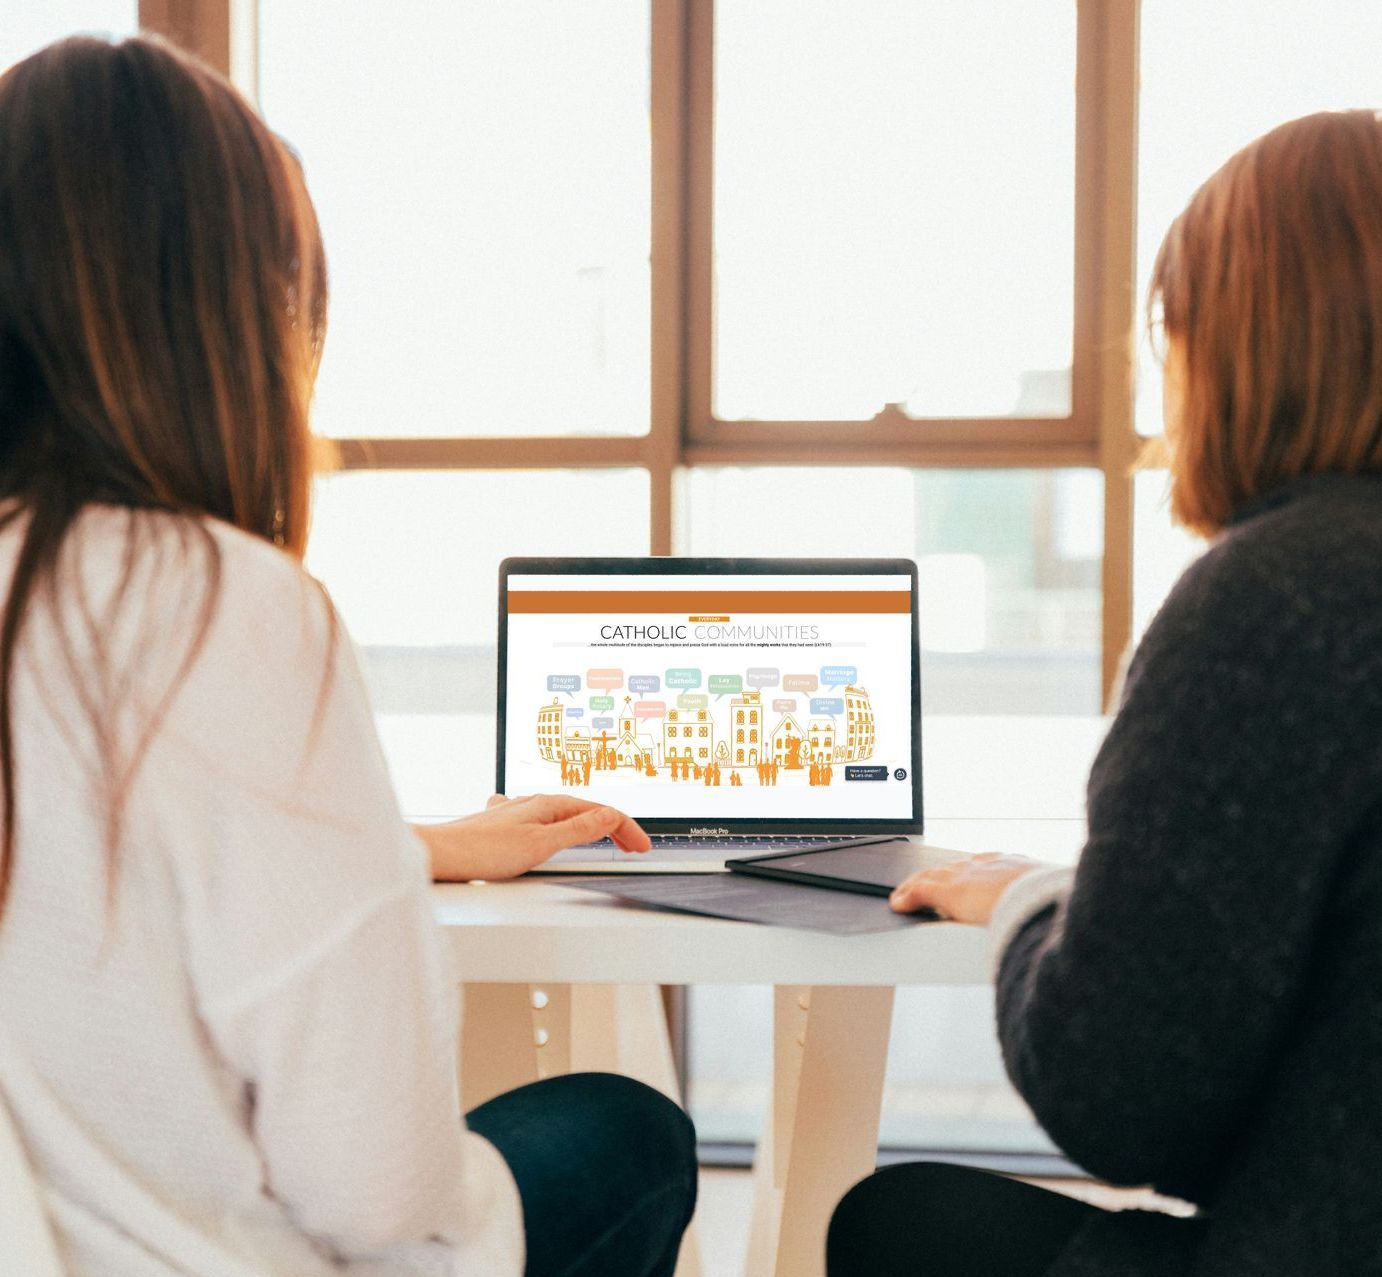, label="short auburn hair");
[1149,110,1382,536]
